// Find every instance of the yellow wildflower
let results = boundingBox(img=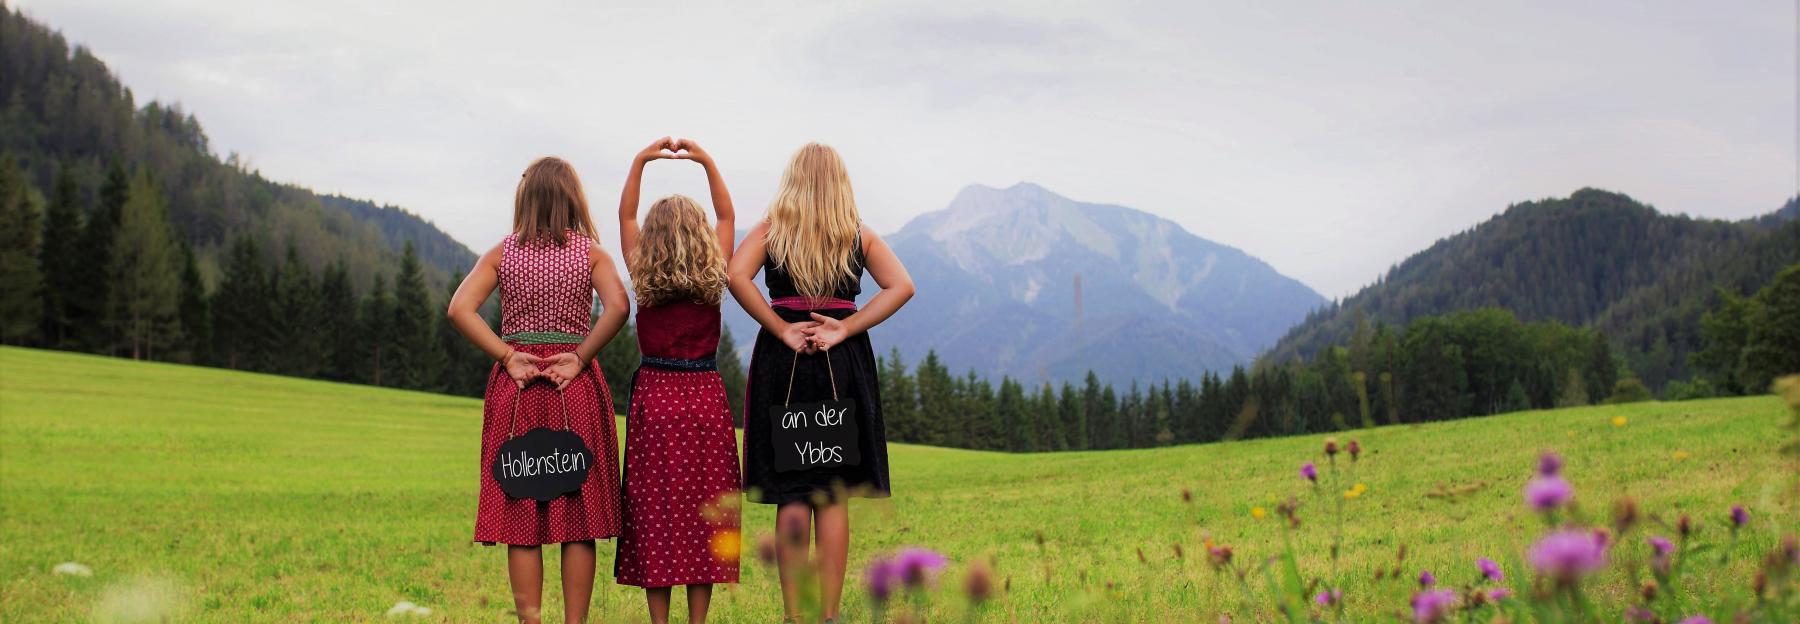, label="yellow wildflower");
[710,528,741,562]
[1611,416,1628,427]
[1250,507,1267,520]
